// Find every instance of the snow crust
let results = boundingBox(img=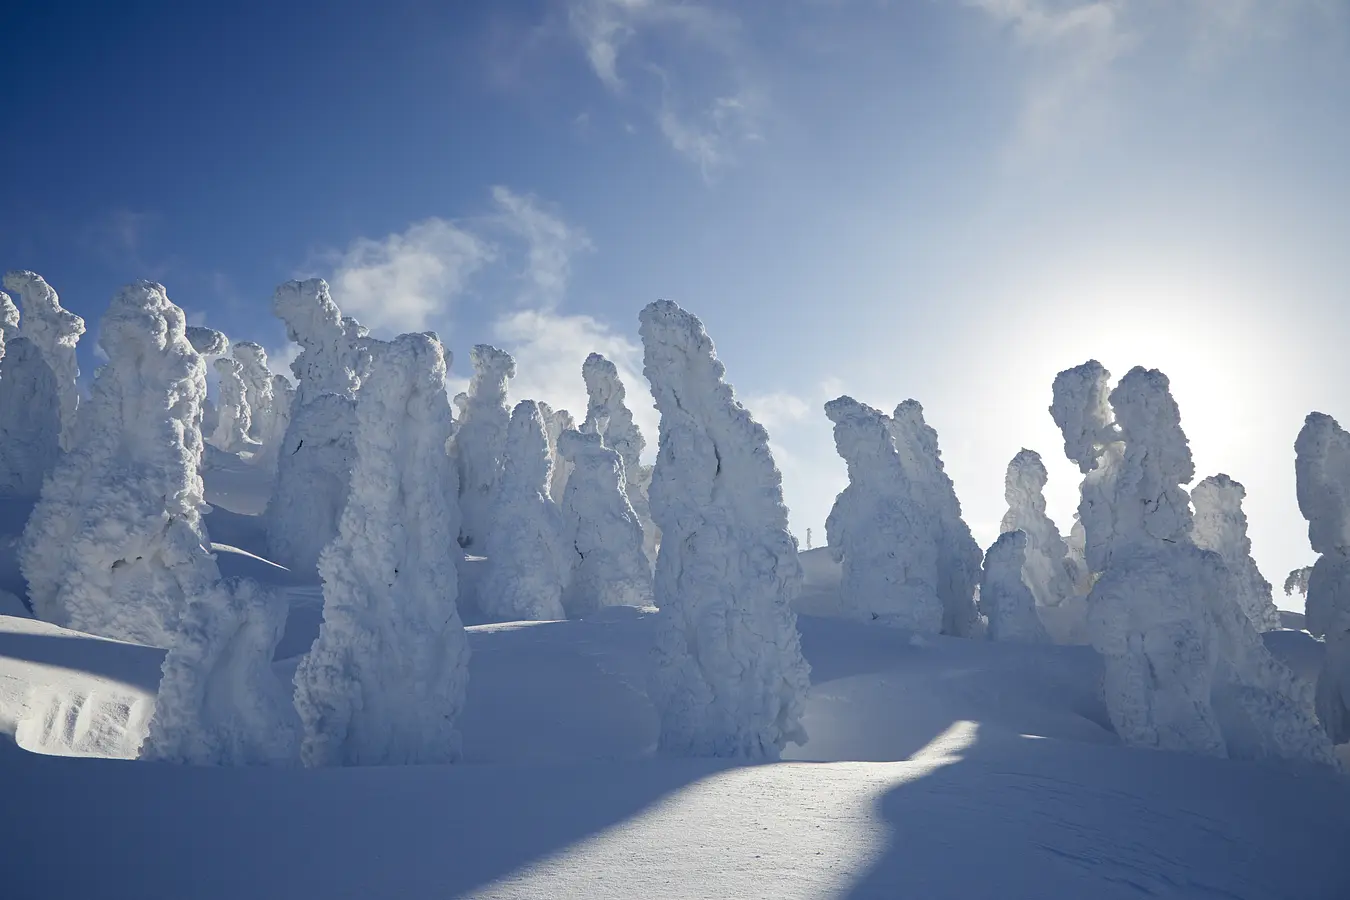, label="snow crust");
[3,270,85,451]
[452,344,515,551]
[557,428,652,616]
[640,299,809,759]
[293,332,470,766]
[479,400,570,622]
[582,352,656,563]
[825,395,942,632]
[980,530,1050,643]
[1191,474,1281,632]
[20,281,214,646]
